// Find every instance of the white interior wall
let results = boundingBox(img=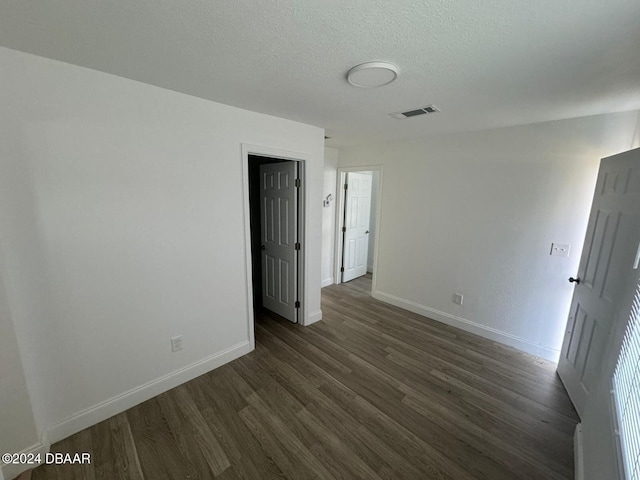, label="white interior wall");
[0,85,56,469]
[0,246,38,456]
[0,255,41,480]
[338,111,640,361]
[321,147,339,287]
[0,47,324,459]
